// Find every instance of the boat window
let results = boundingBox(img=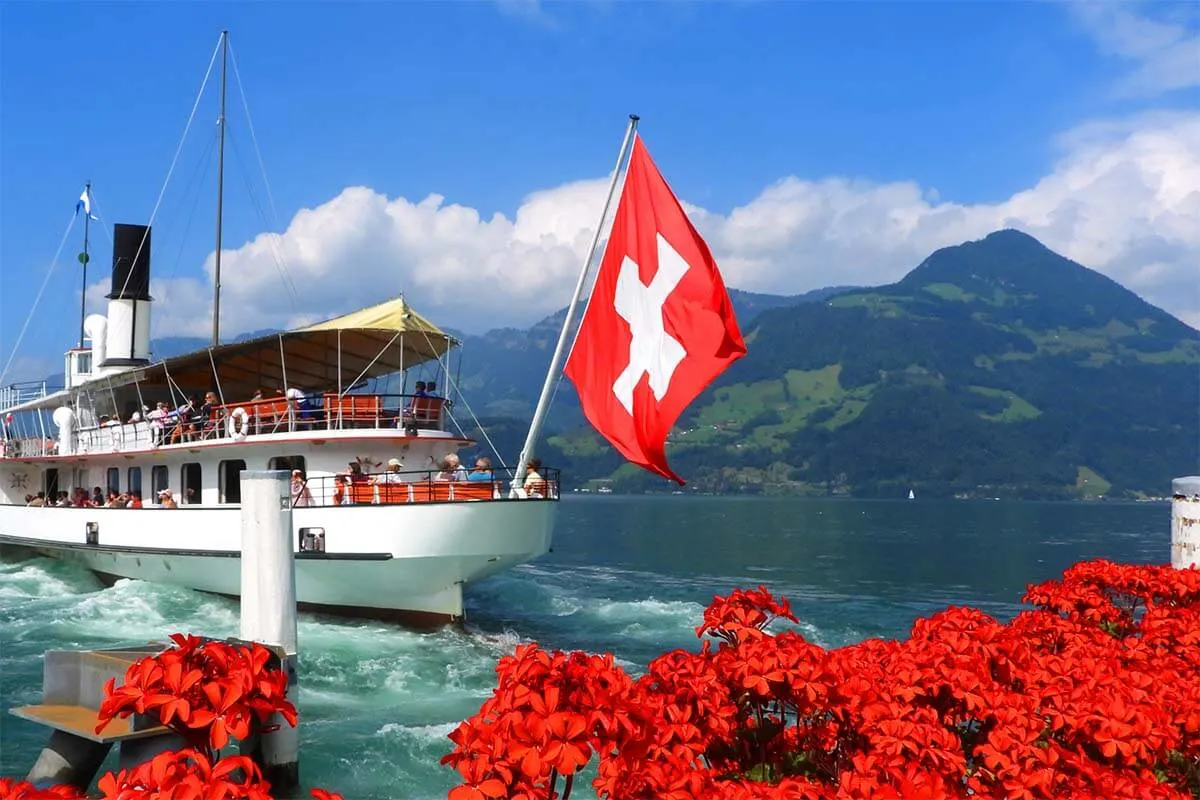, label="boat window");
[219,459,247,504]
[268,455,306,475]
[151,466,168,498]
[106,467,120,495]
[77,352,92,374]
[128,467,143,499]
[181,462,202,505]
[44,469,59,499]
